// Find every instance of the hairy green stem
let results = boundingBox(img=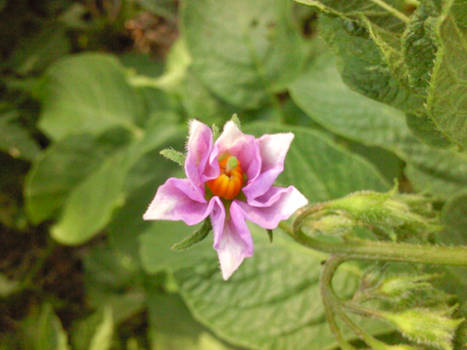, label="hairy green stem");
[283,205,467,266]
[320,255,357,350]
[322,257,403,350]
